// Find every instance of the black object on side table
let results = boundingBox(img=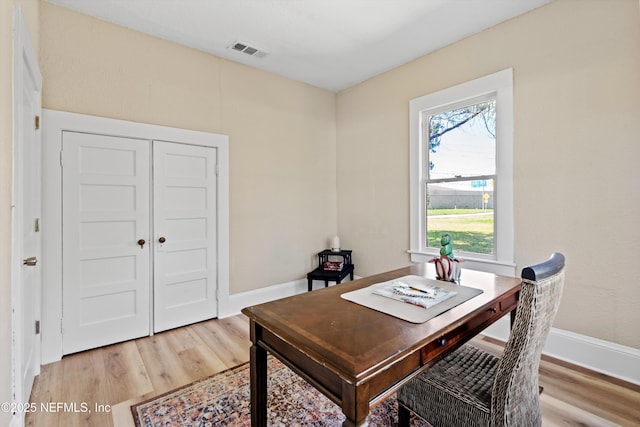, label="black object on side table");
[307,249,354,291]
